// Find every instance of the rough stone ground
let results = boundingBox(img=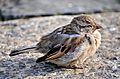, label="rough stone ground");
[0,12,120,79]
